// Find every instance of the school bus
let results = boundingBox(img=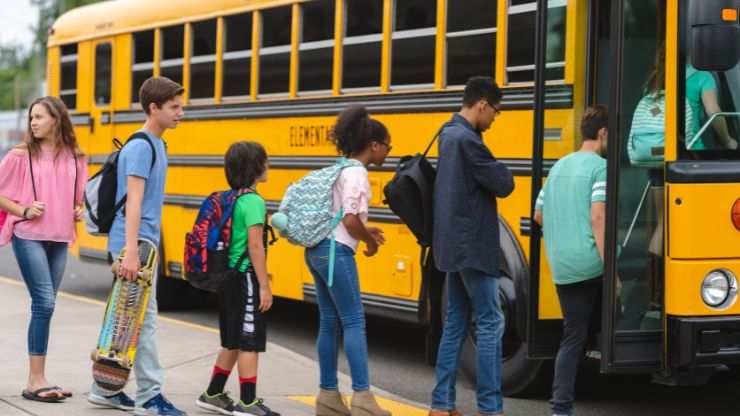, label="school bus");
[47,0,740,394]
